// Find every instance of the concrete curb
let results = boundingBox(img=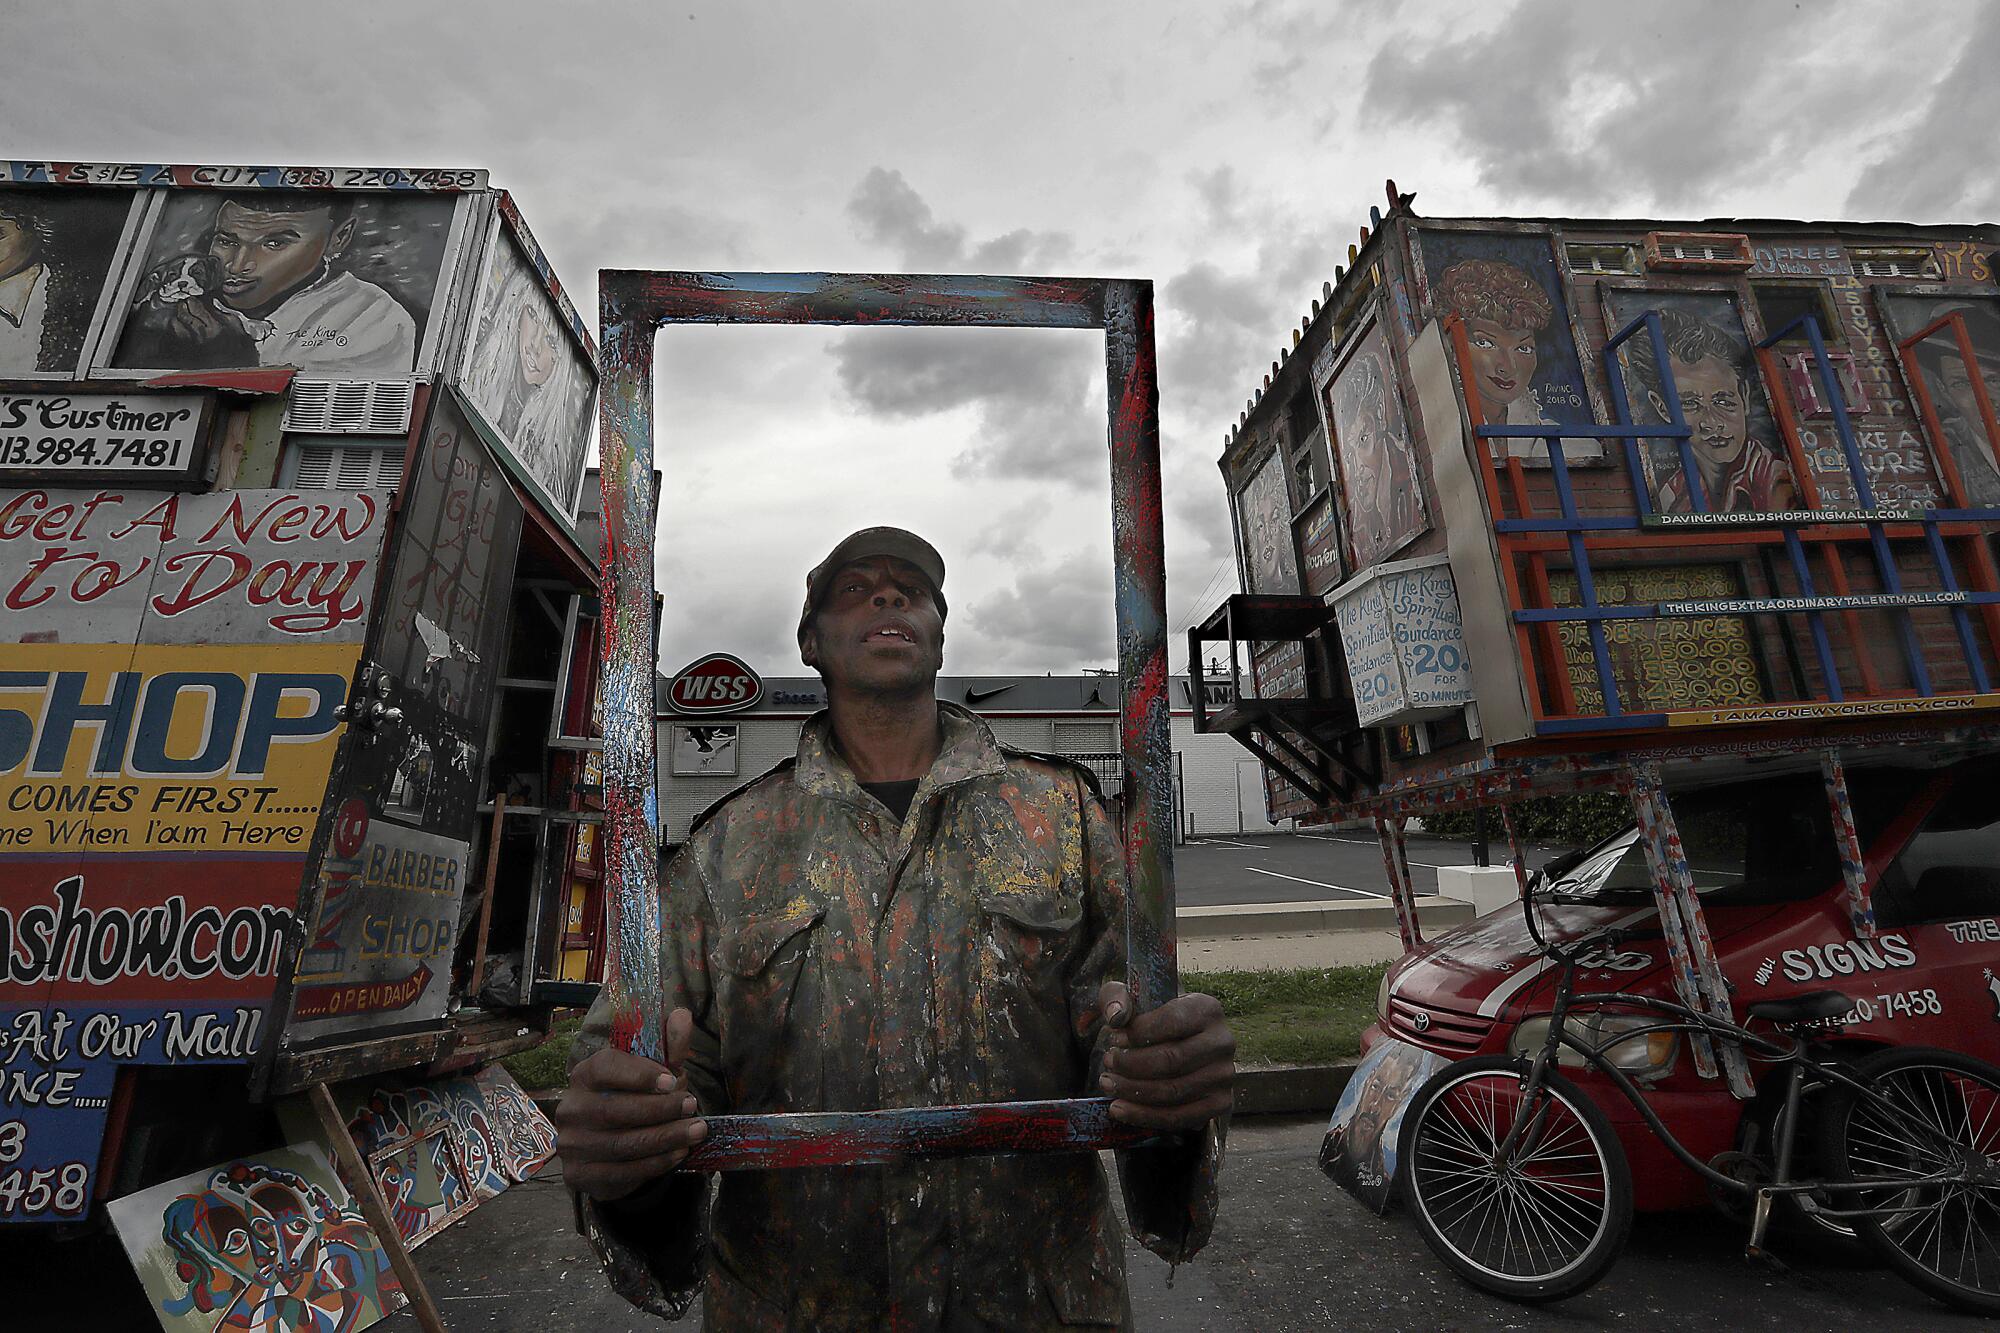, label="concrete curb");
[1233,1061,1356,1116]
